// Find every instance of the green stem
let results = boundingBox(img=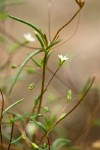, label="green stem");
[7,116,15,150]
[37,52,48,116]
[32,66,60,114]
[44,66,60,92]
[0,89,4,150]
[8,49,42,96]
[8,15,41,35]
[48,77,95,133]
